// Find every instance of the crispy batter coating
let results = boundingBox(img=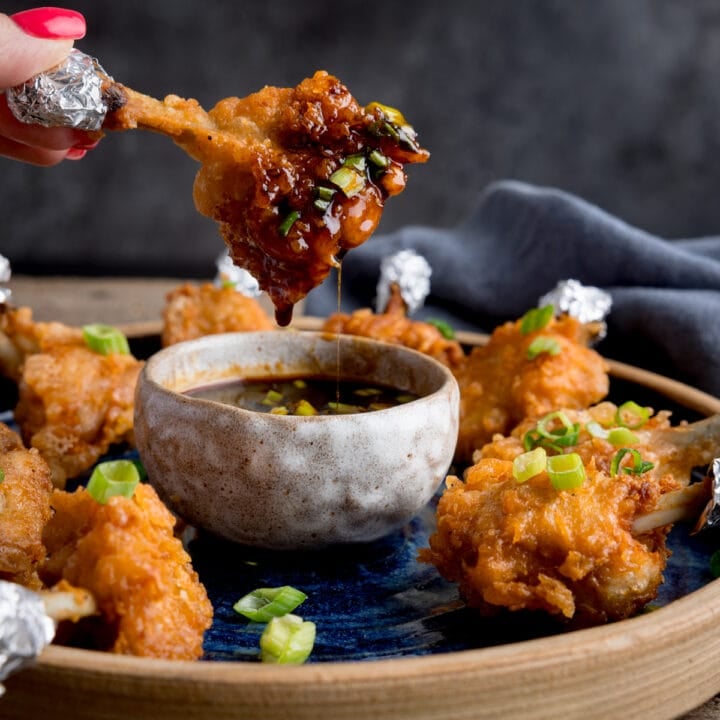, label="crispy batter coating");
[455,314,609,461]
[104,72,429,325]
[161,282,274,347]
[0,422,53,590]
[0,307,143,487]
[422,404,714,625]
[42,484,213,660]
[323,284,465,369]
